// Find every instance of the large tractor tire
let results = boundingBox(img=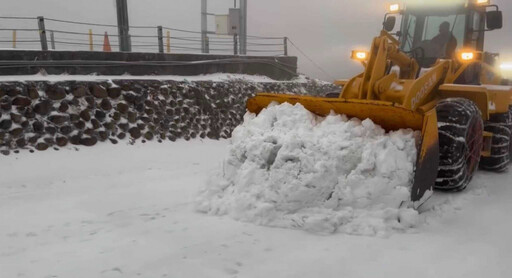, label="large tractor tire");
[510,107,512,159]
[479,111,511,172]
[435,98,484,192]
